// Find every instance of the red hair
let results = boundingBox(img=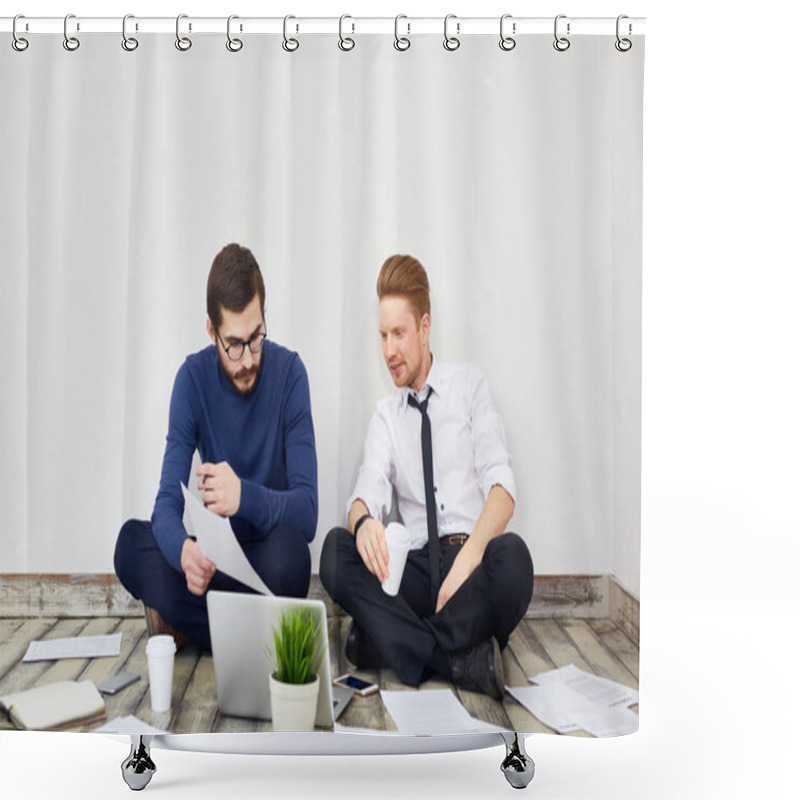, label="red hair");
[376,254,430,324]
